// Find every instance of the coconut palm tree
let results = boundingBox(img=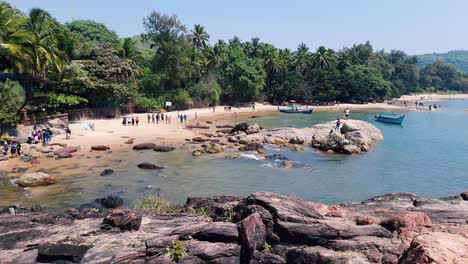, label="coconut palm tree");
[311,46,336,69]
[293,43,311,75]
[20,8,66,79]
[261,44,286,93]
[0,2,29,73]
[191,24,209,49]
